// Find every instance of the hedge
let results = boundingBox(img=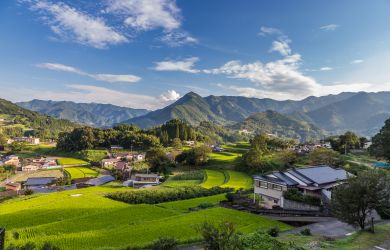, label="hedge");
[106,186,232,204]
